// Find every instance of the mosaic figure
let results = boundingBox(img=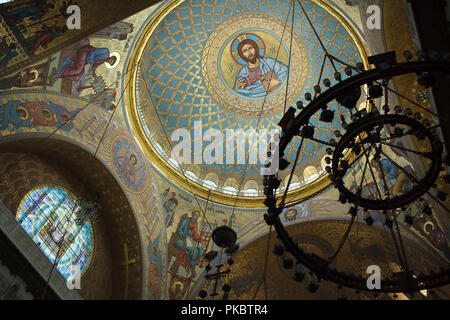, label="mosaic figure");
[233,35,288,97]
[54,39,117,81]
